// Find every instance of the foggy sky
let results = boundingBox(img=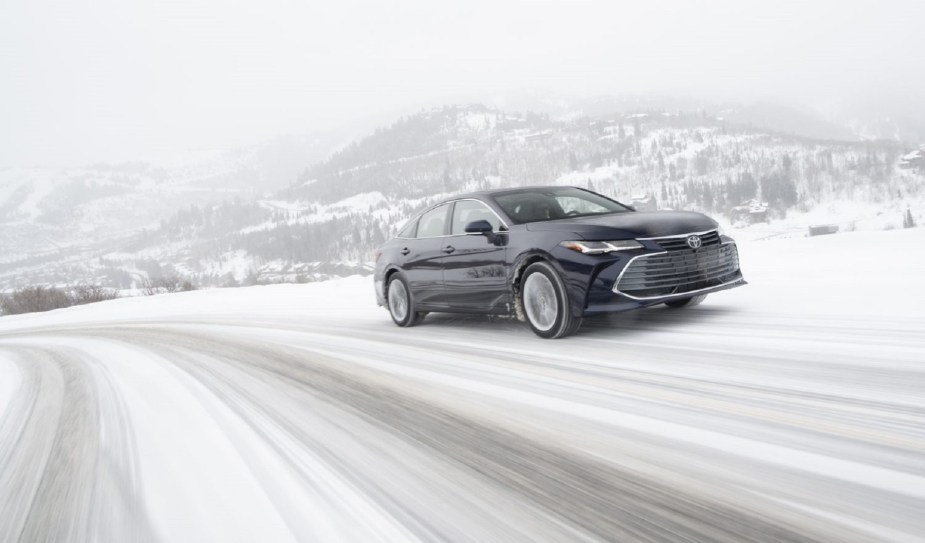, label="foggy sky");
[2,0,923,167]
